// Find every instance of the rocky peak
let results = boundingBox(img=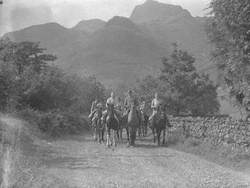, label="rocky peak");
[130,0,192,23]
